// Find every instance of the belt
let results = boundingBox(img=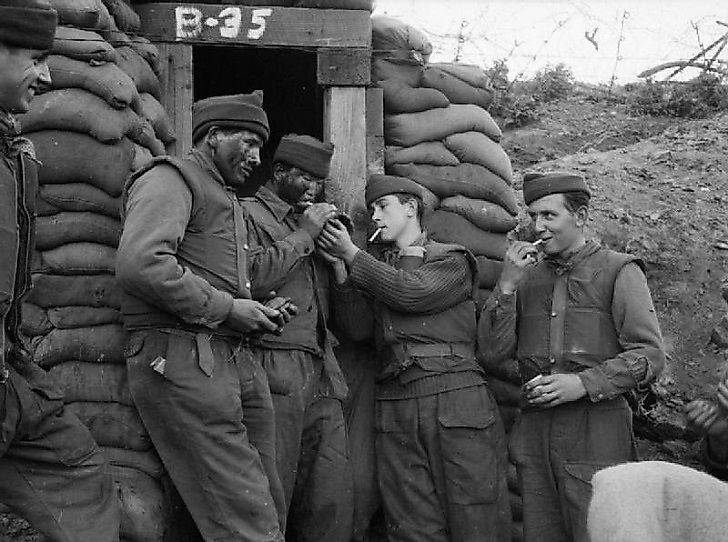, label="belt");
[405,343,475,359]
